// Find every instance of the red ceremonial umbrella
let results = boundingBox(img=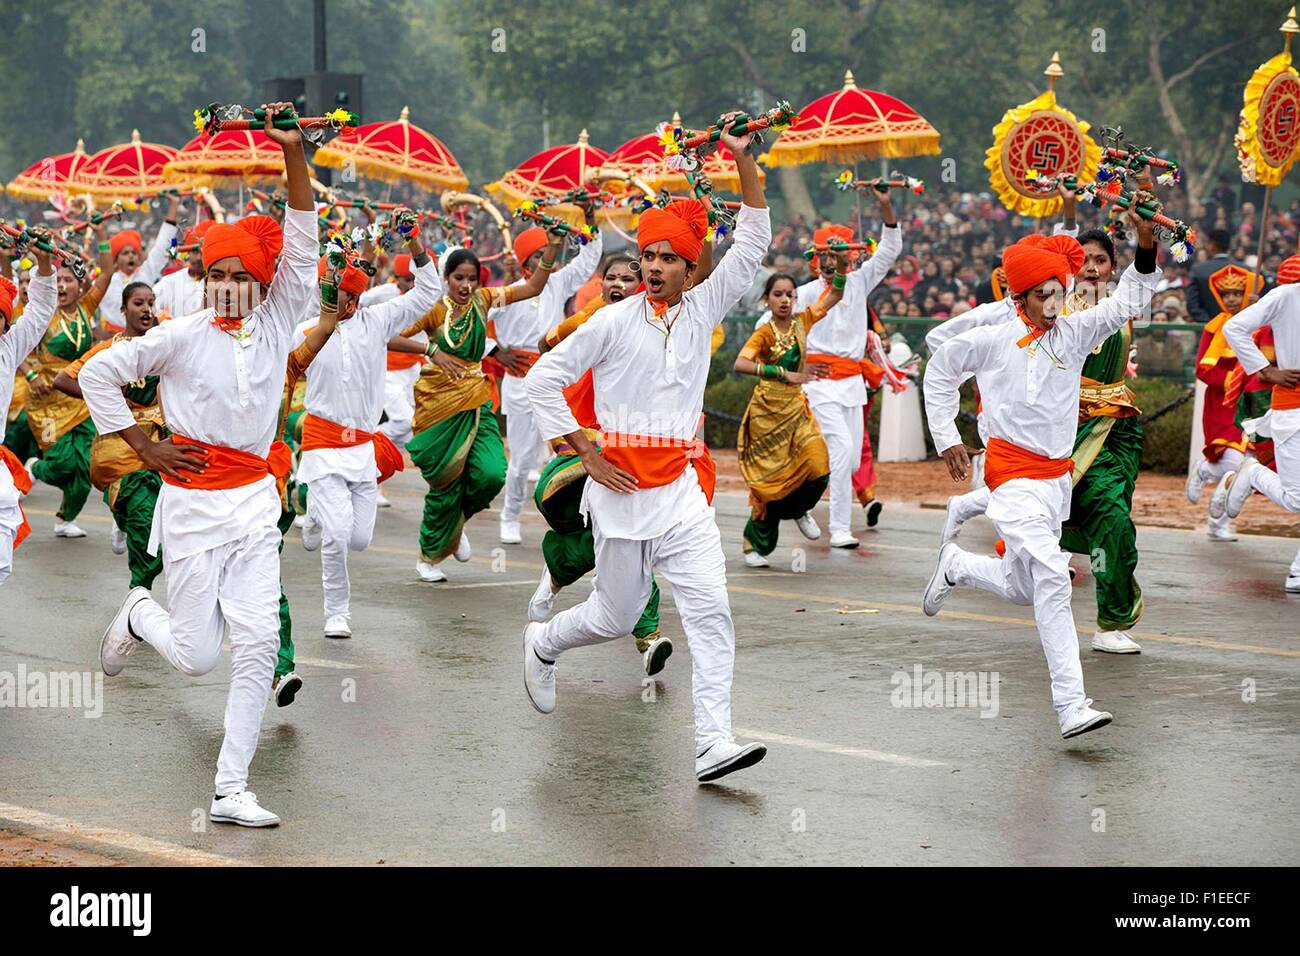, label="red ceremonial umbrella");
[313,106,469,193]
[5,139,92,201]
[165,128,297,186]
[486,130,611,211]
[68,130,182,204]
